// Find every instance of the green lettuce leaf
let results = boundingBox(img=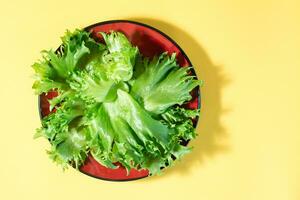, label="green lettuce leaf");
[32,29,103,95]
[161,106,199,141]
[131,52,202,114]
[37,93,89,169]
[100,31,139,81]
